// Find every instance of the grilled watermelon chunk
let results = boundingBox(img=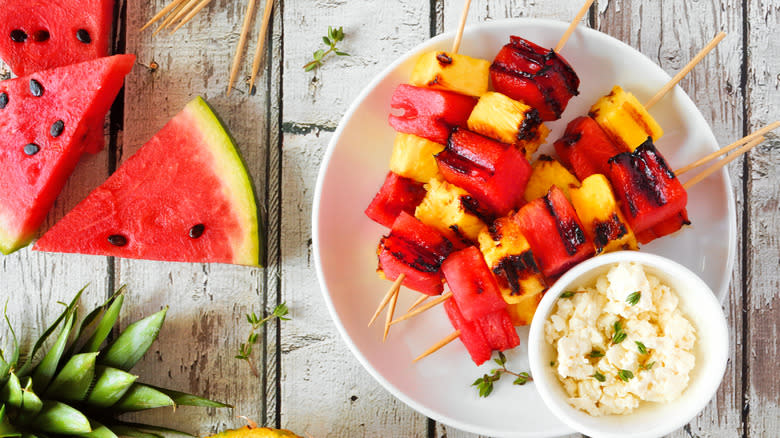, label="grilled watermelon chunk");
[0,54,134,254]
[34,97,262,266]
[441,246,507,322]
[0,0,114,76]
[554,116,624,181]
[388,84,476,144]
[490,36,580,121]
[513,185,594,278]
[377,212,453,296]
[607,138,689,241]
[365,171,426,228]
[443,298,492,366]
[436,128,532,217]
